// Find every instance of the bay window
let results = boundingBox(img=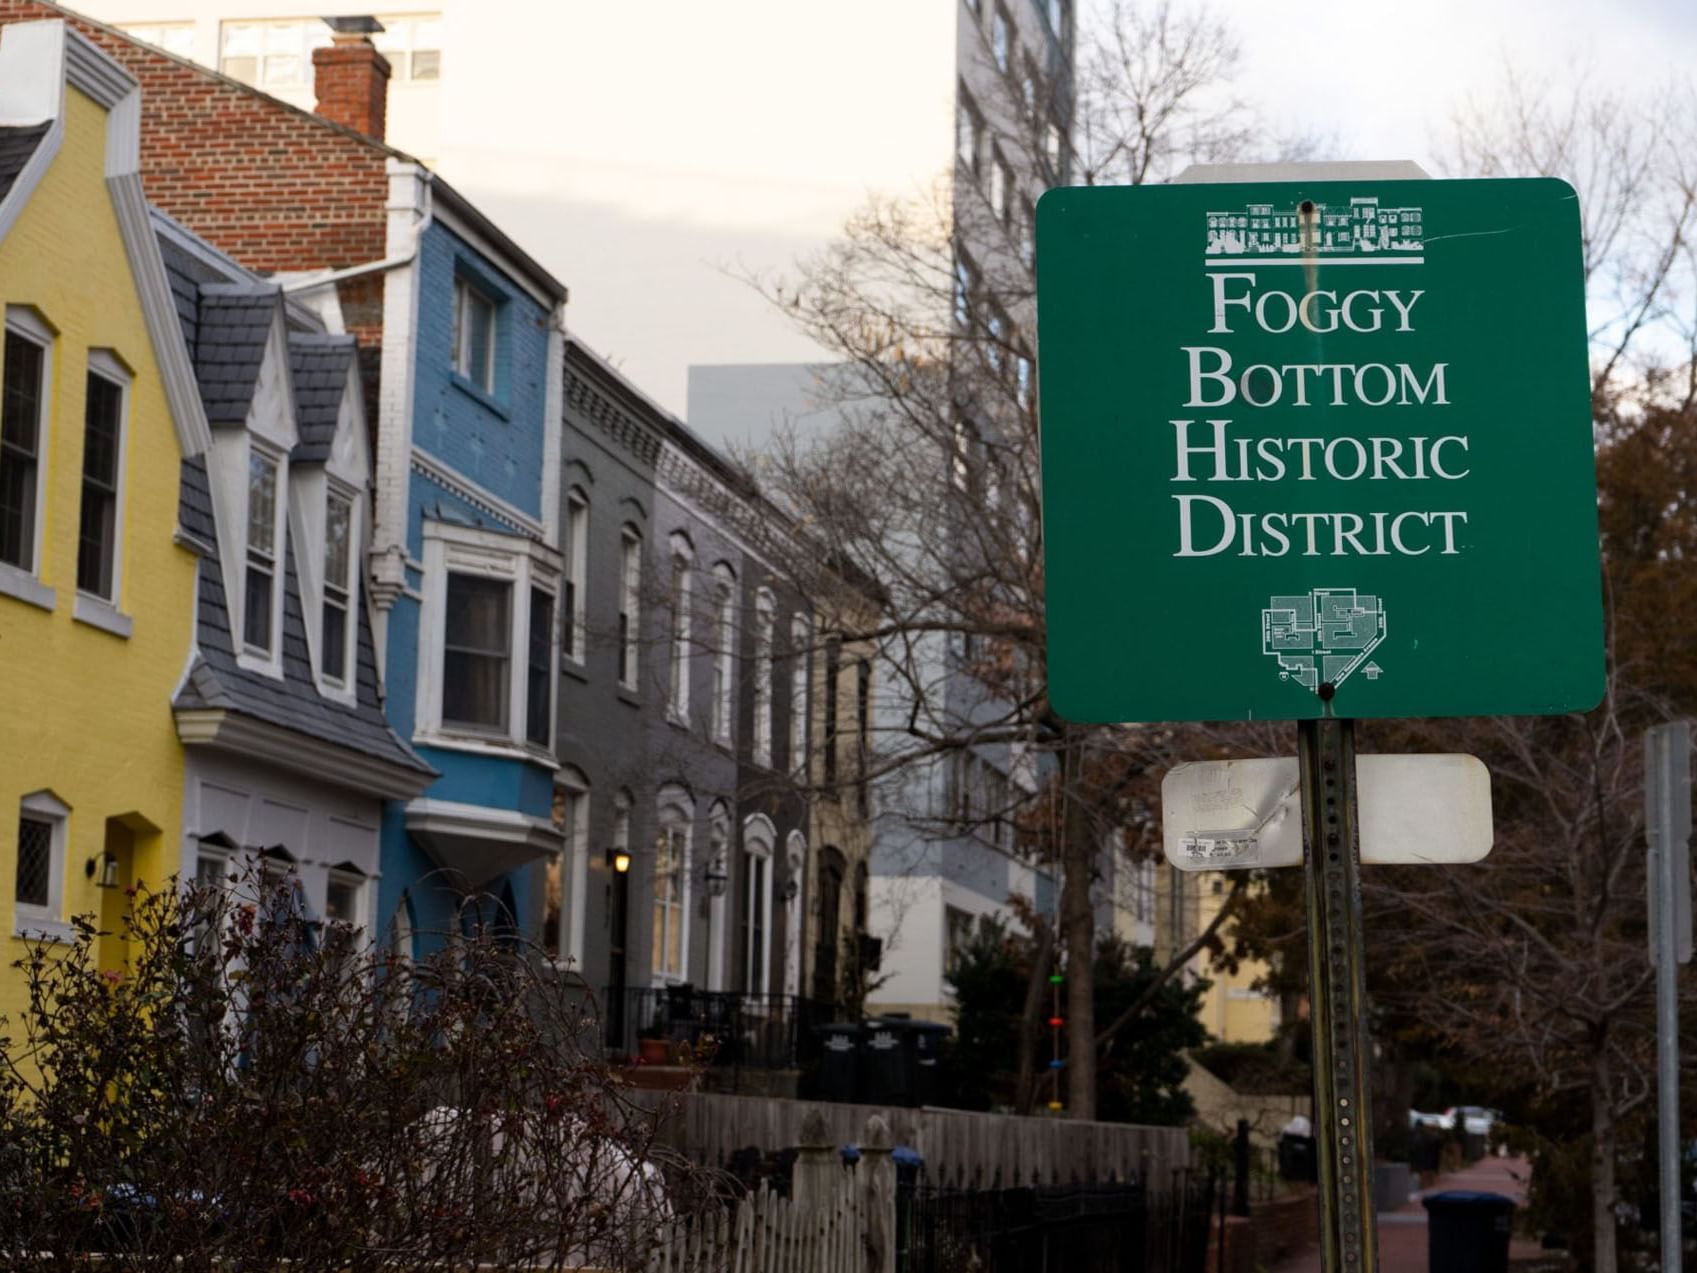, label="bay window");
[442,572,510,732]
[526,586,554,746]
[419,521,560,754]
